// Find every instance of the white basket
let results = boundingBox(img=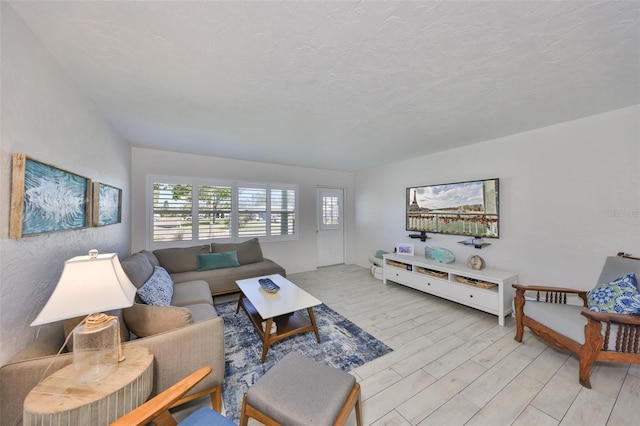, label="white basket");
[371,265,383,280]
